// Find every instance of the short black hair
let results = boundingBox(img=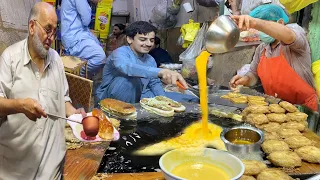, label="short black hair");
[125,21,157,38]
[114,23,126,31]
[154,36,161,45]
